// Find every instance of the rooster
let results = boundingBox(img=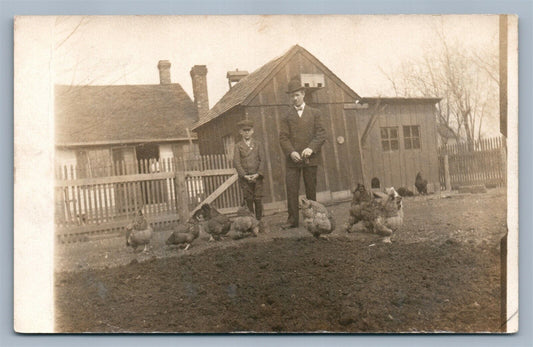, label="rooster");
[125,209,153,252]
[415,172,428,195]
[227,206,260,240]
[299,197,336,239]
[197,203,231,241]
[345,185,404,243]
